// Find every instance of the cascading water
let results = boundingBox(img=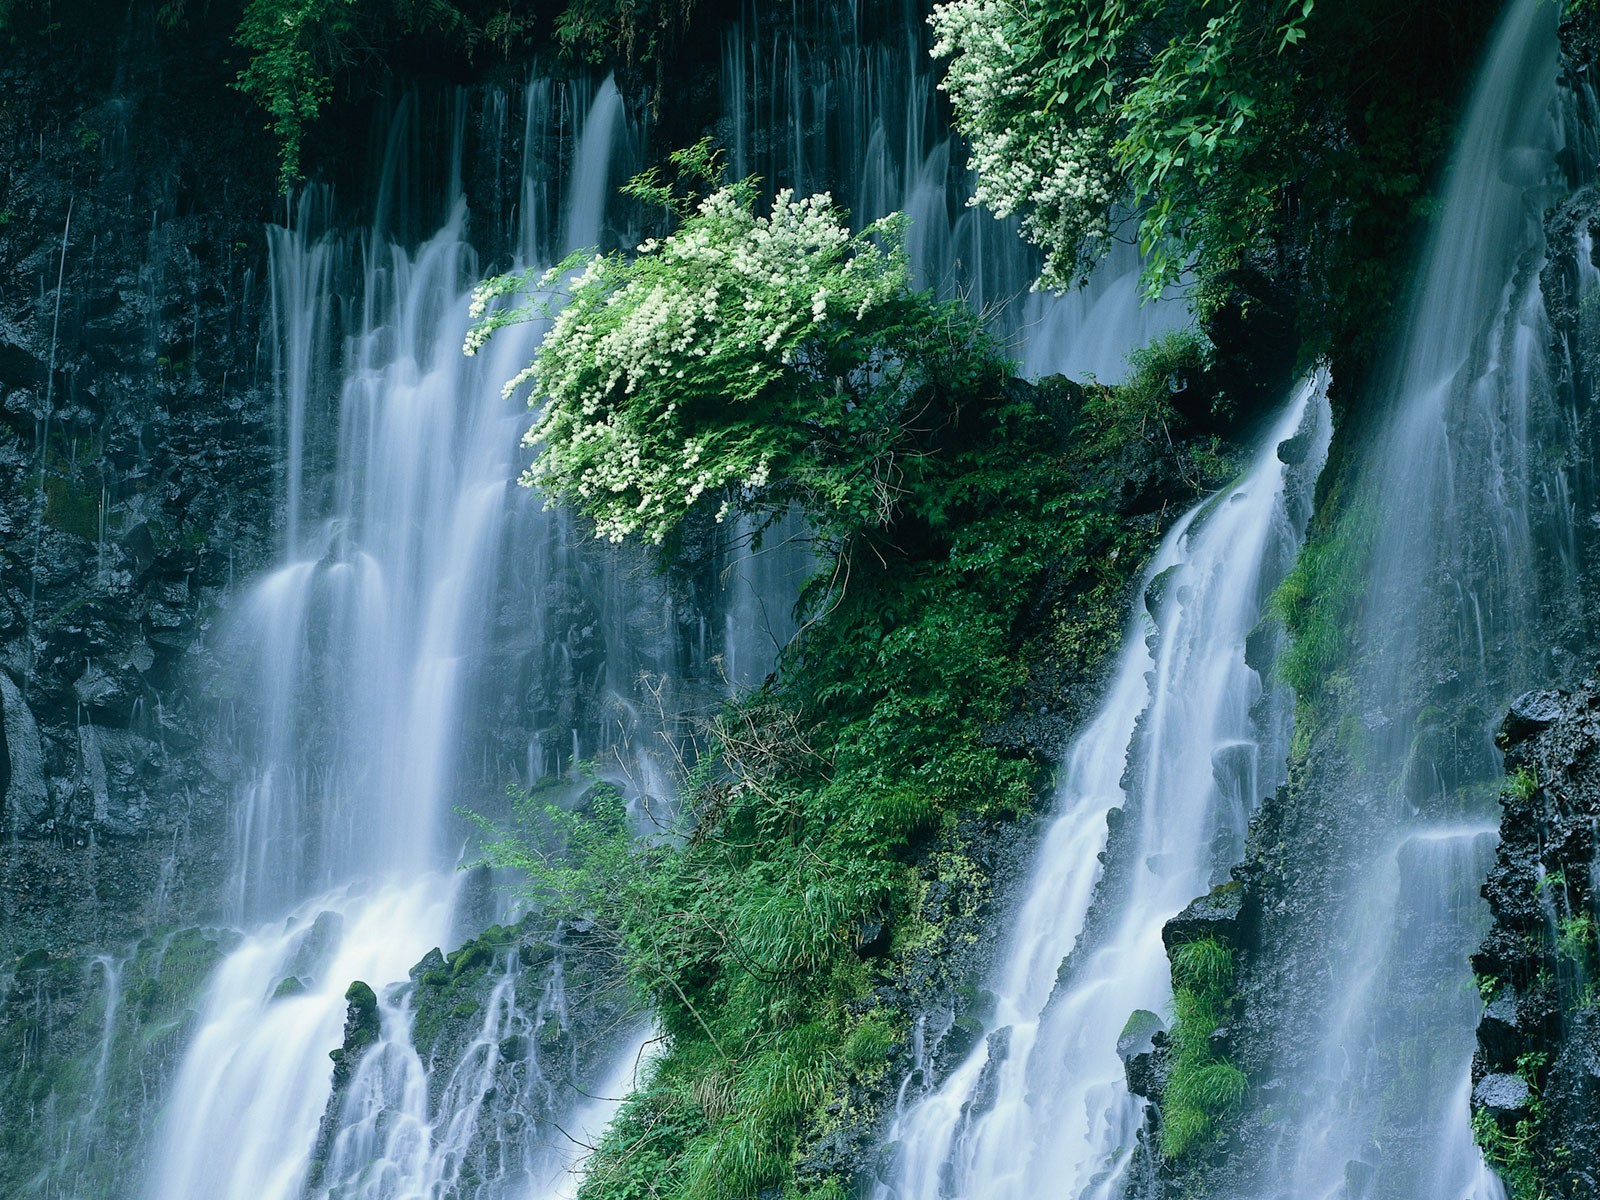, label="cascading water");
[718,0,1187,382]
[1233,0,1596,1195]
[873,375,1331,1199]
[130,4,1201,1194]
[140,84,660,1200]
